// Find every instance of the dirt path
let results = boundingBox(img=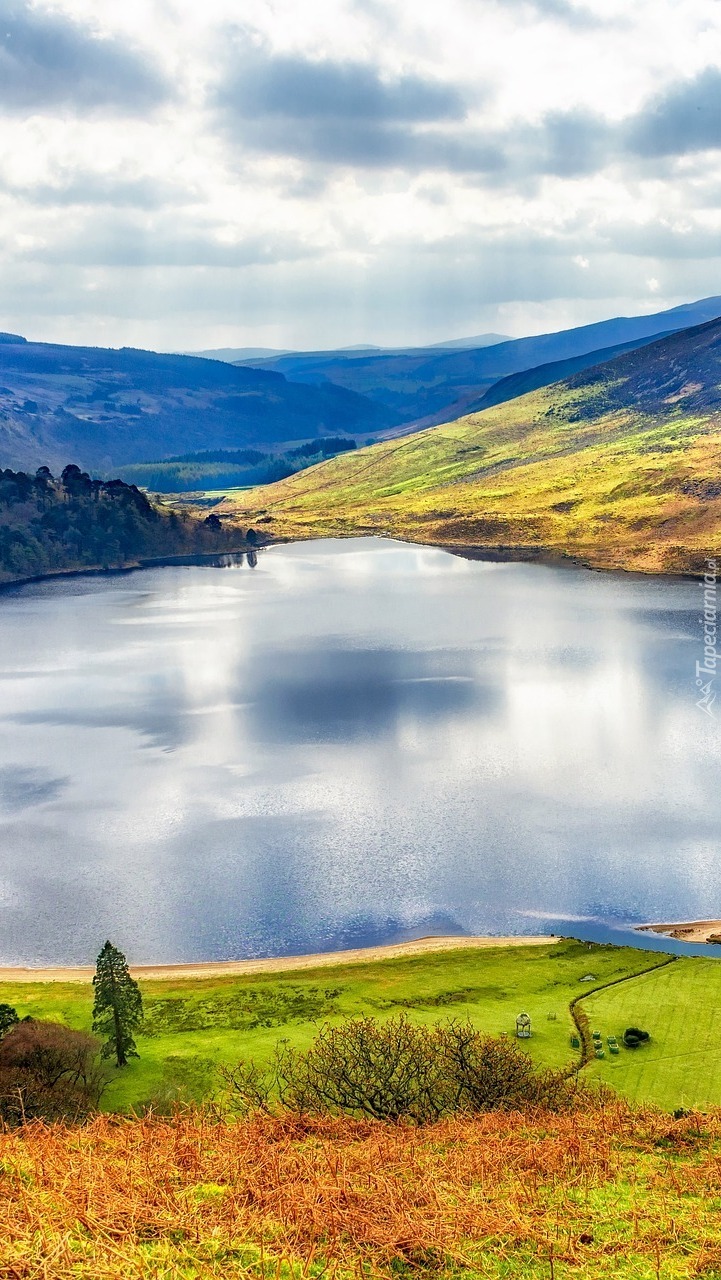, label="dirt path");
[0,934,559,984]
